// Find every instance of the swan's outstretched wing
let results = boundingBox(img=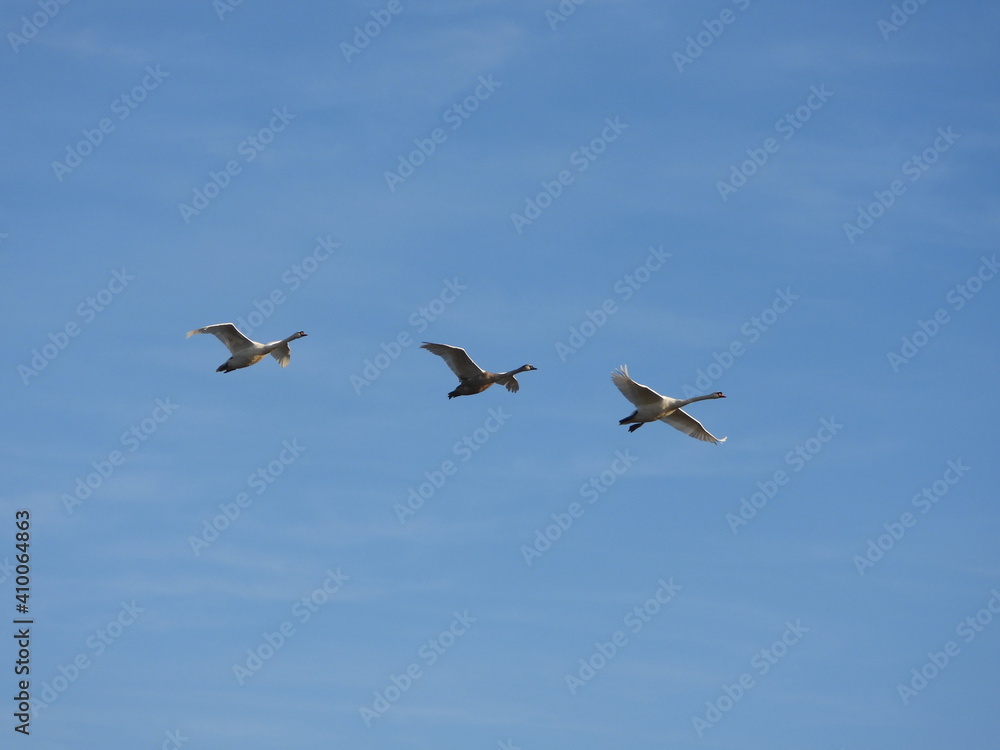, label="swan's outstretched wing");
[661,409,727,444]
[187,323,255,354]
[270,344,292,367]
[421,343,484,379]
[611,365,664,407]
[497,374,520,393]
